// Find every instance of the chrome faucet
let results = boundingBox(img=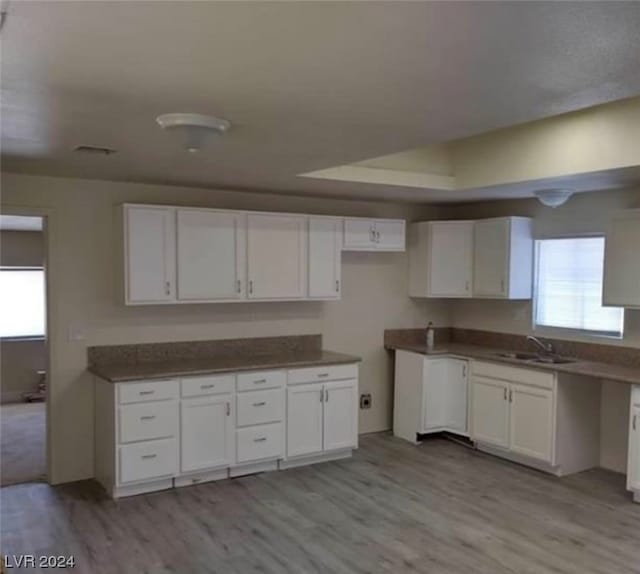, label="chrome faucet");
[527,335,555,355]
